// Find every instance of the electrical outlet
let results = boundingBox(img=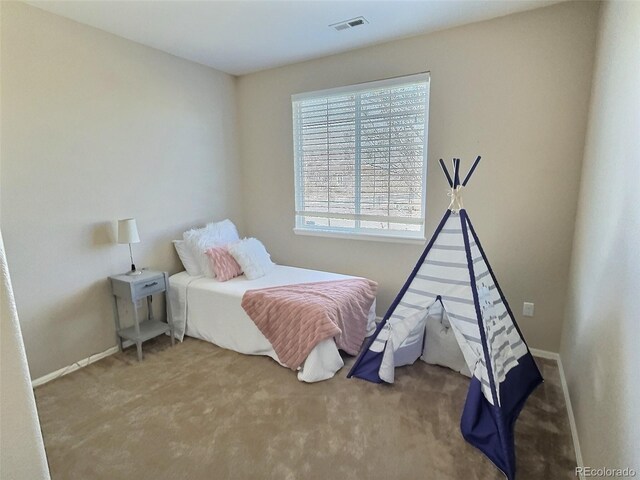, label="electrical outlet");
[135,298,144,309]
[523,302,535,317]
